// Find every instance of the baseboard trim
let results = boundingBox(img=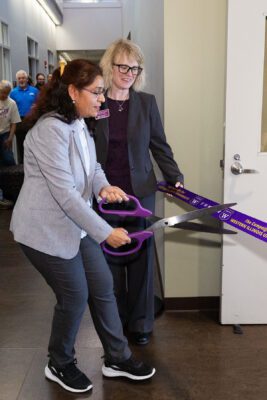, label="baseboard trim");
[164,296,220,311]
